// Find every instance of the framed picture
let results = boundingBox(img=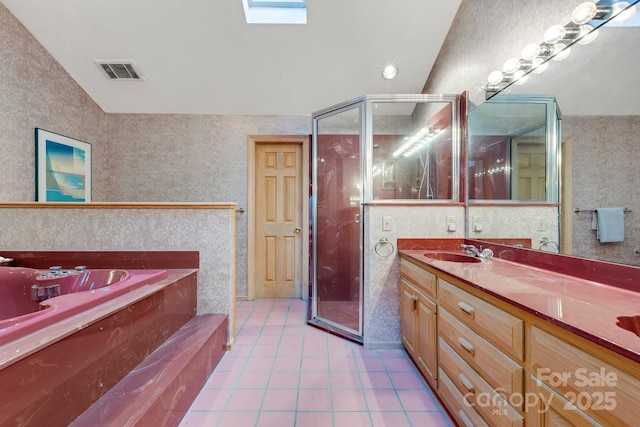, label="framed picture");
[35,128,92,202]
